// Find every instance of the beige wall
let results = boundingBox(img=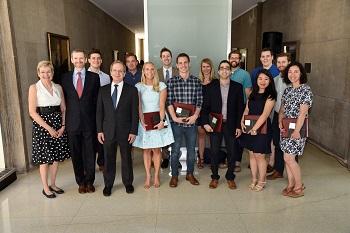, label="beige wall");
[4,0,135,171]
[232,0,350,164]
